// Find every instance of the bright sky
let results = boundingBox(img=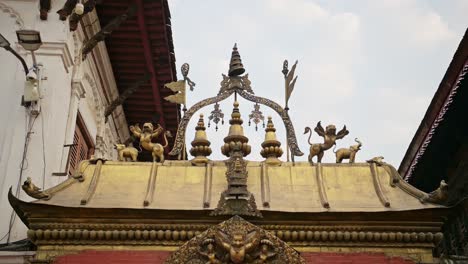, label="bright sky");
[168,0,467,166]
